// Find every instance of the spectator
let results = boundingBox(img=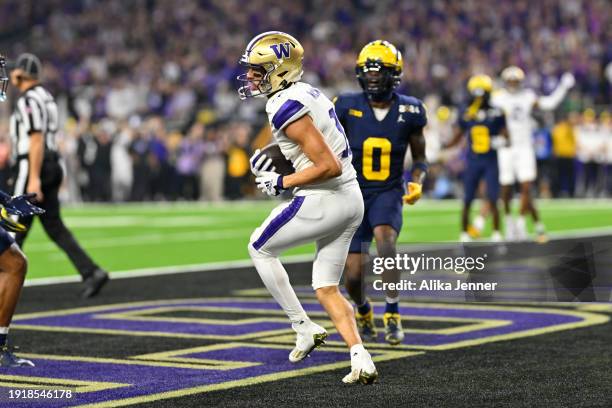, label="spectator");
[551,112,578,197]
[111,123,134,202]
[224,123,251,200]
[129,130,153,201]
[176,123,205,200]
[199,124,226,202]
